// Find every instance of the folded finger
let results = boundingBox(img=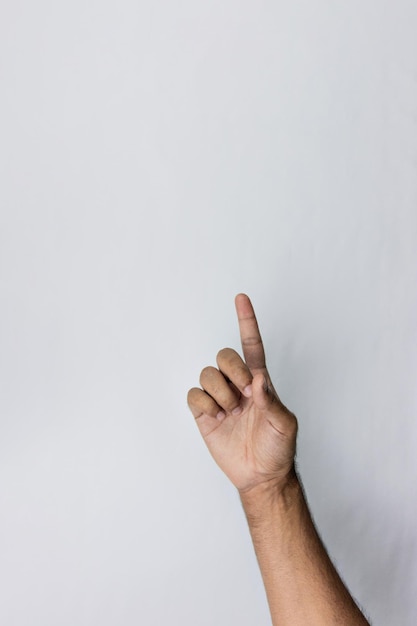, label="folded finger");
[199,366,242,414]
[187,387,225,420]
[216,348,253,397]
